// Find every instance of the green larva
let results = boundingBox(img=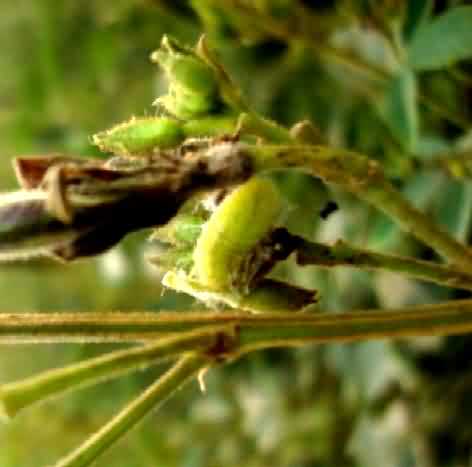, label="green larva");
[192,177,283,291]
